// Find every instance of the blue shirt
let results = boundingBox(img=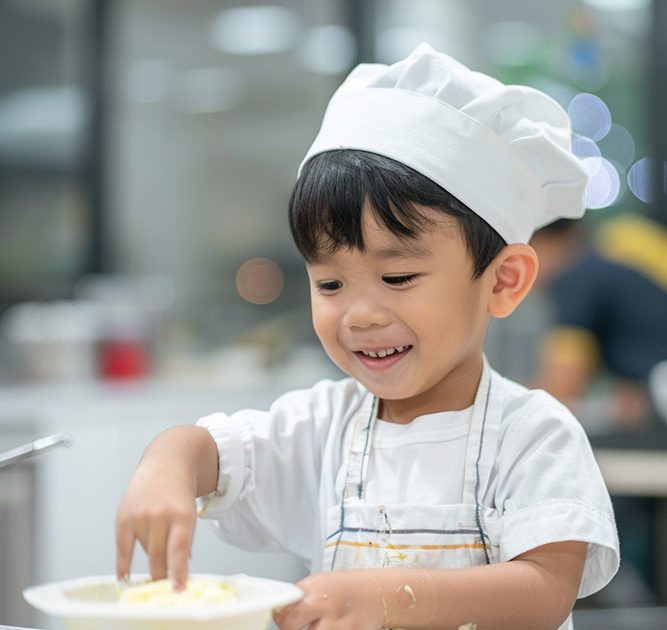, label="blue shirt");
[550,250,667,381]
